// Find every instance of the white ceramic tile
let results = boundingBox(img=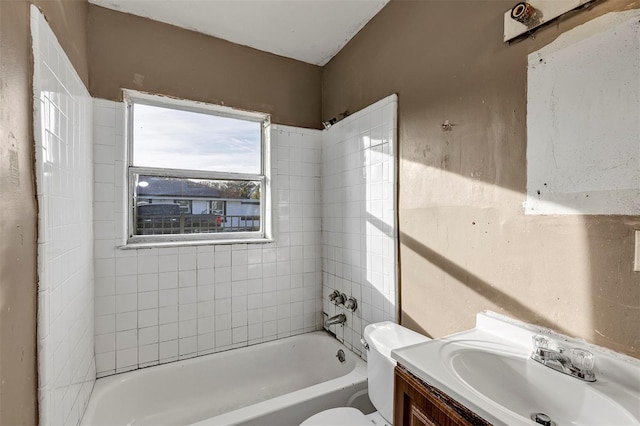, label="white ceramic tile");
[115,293,137,313]
[178,270,196,287]
[33,8,95,423]
[179,336,197,356]
[95,333,115,354]
[94,117,323,376]
[197,269,215,286]
[198,333,215,353]
[116,348,137,369]
[116,257,137,276]
[139,326,158,346]
[197,285,215,302]
[178,252,196,271]
[159,306,178,325]
[159,340,178,361]
[138,308,158,329]
[159,271,178,289]
[95,315,115,335]
[95,352,115,374]
[116,330,138,350]
[158,254,178,272]
[139,344,159,364]
[138,292,158,310]
[198,317,215,335]
[138,274,159,292]
[116,312,137,331]
[115,275,137,295]
[320,96,398,350]
[138,255,159,274]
